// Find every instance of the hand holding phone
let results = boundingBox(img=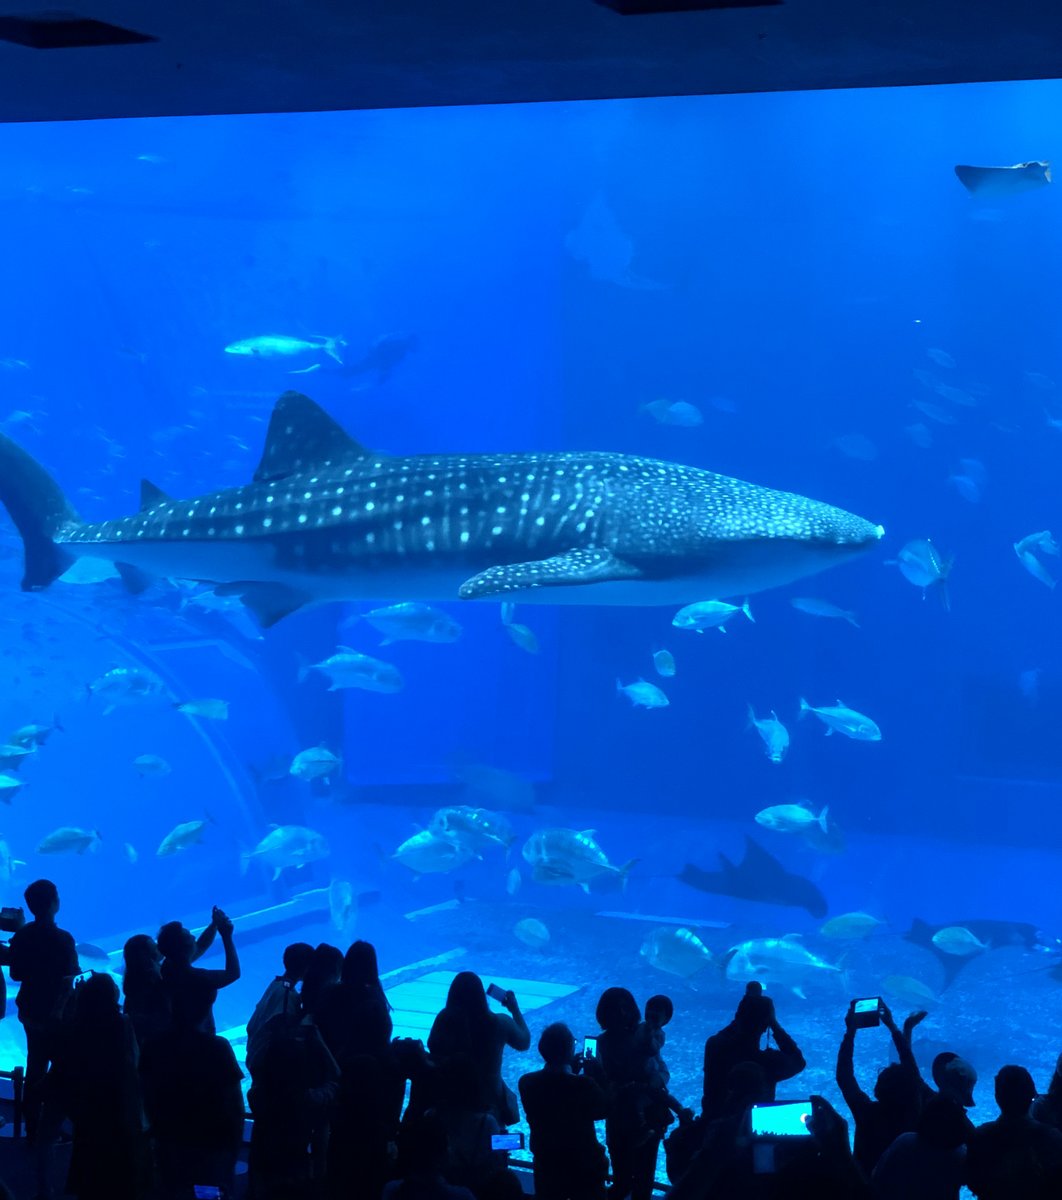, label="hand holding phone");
[581,1035,598,1059]
[849,997,882,1030]
[487,982,516,1011]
